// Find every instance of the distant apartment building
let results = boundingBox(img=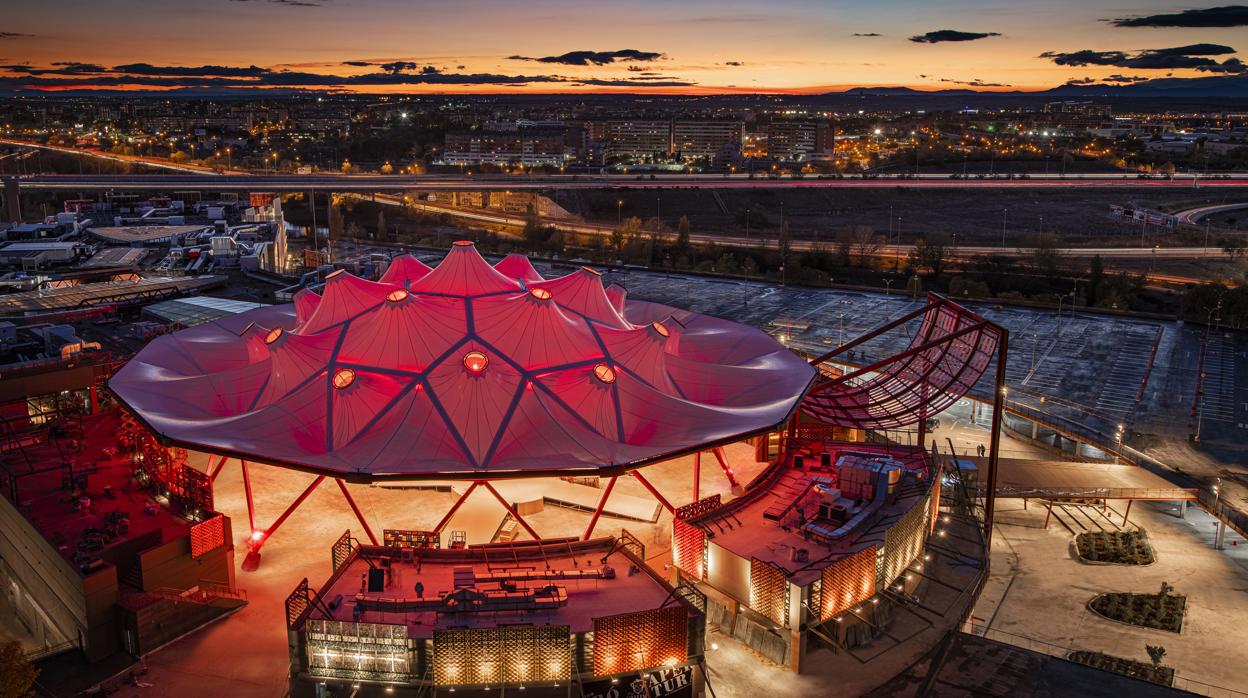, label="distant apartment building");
[443,128,567,165]
[672,120,744,159]
[603,119,673,160]
[766,120,836,161]
[599,119,744,161]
